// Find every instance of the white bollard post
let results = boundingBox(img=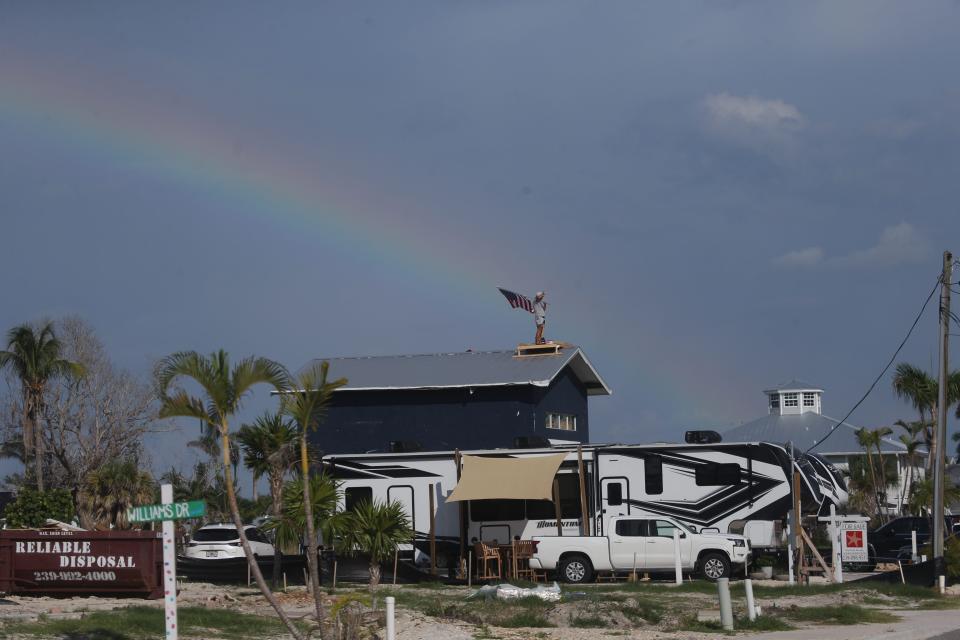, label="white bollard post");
[911,530,918,563]
[939,575,946,595]
[385,595,396,640]
[673,529,683,585]
[161,484,178,640]
[744,578,757,621]
[830,505,843,584]
[717,577,734,631]
[787,511,795,586]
